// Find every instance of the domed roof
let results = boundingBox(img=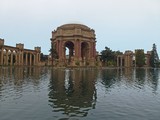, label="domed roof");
[51,23,96,40]
[57,23,91,30]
